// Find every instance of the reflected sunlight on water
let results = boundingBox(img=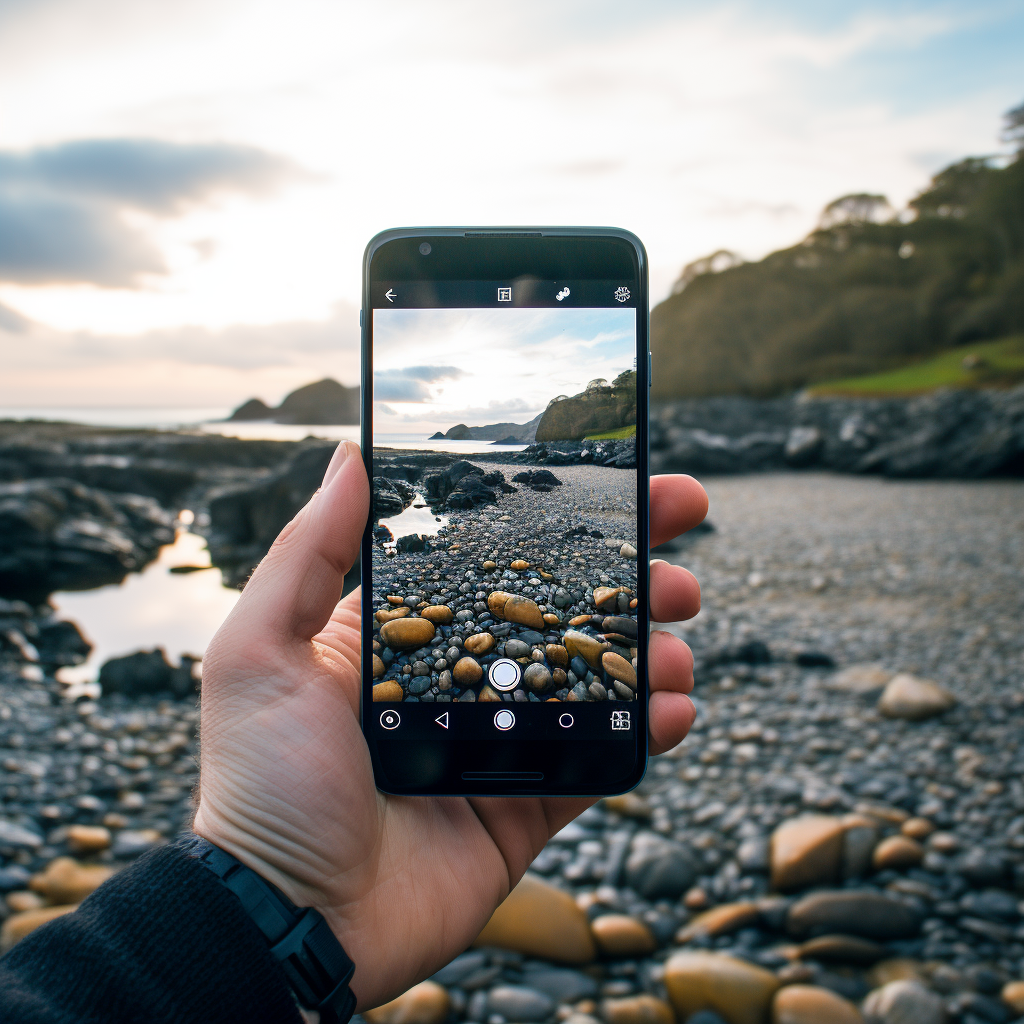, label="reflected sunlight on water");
[377,493,448,547]
[52,530,240,691]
